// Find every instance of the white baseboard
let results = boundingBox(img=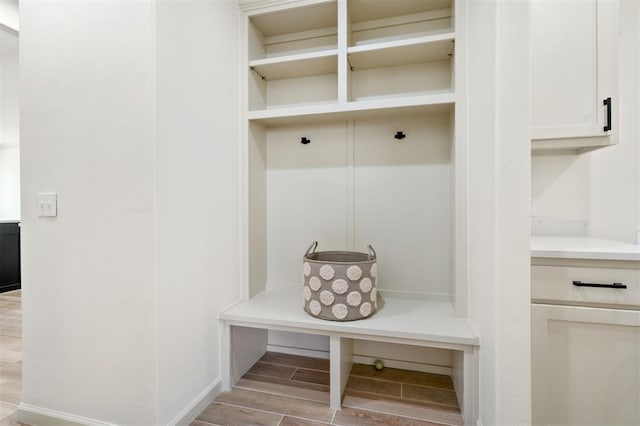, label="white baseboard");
[170,378,222,426]
[18,379,222,426]
[267,344,330,359]
[17,403,117,426]
[266,348,452,375]
[352,355,452,376]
